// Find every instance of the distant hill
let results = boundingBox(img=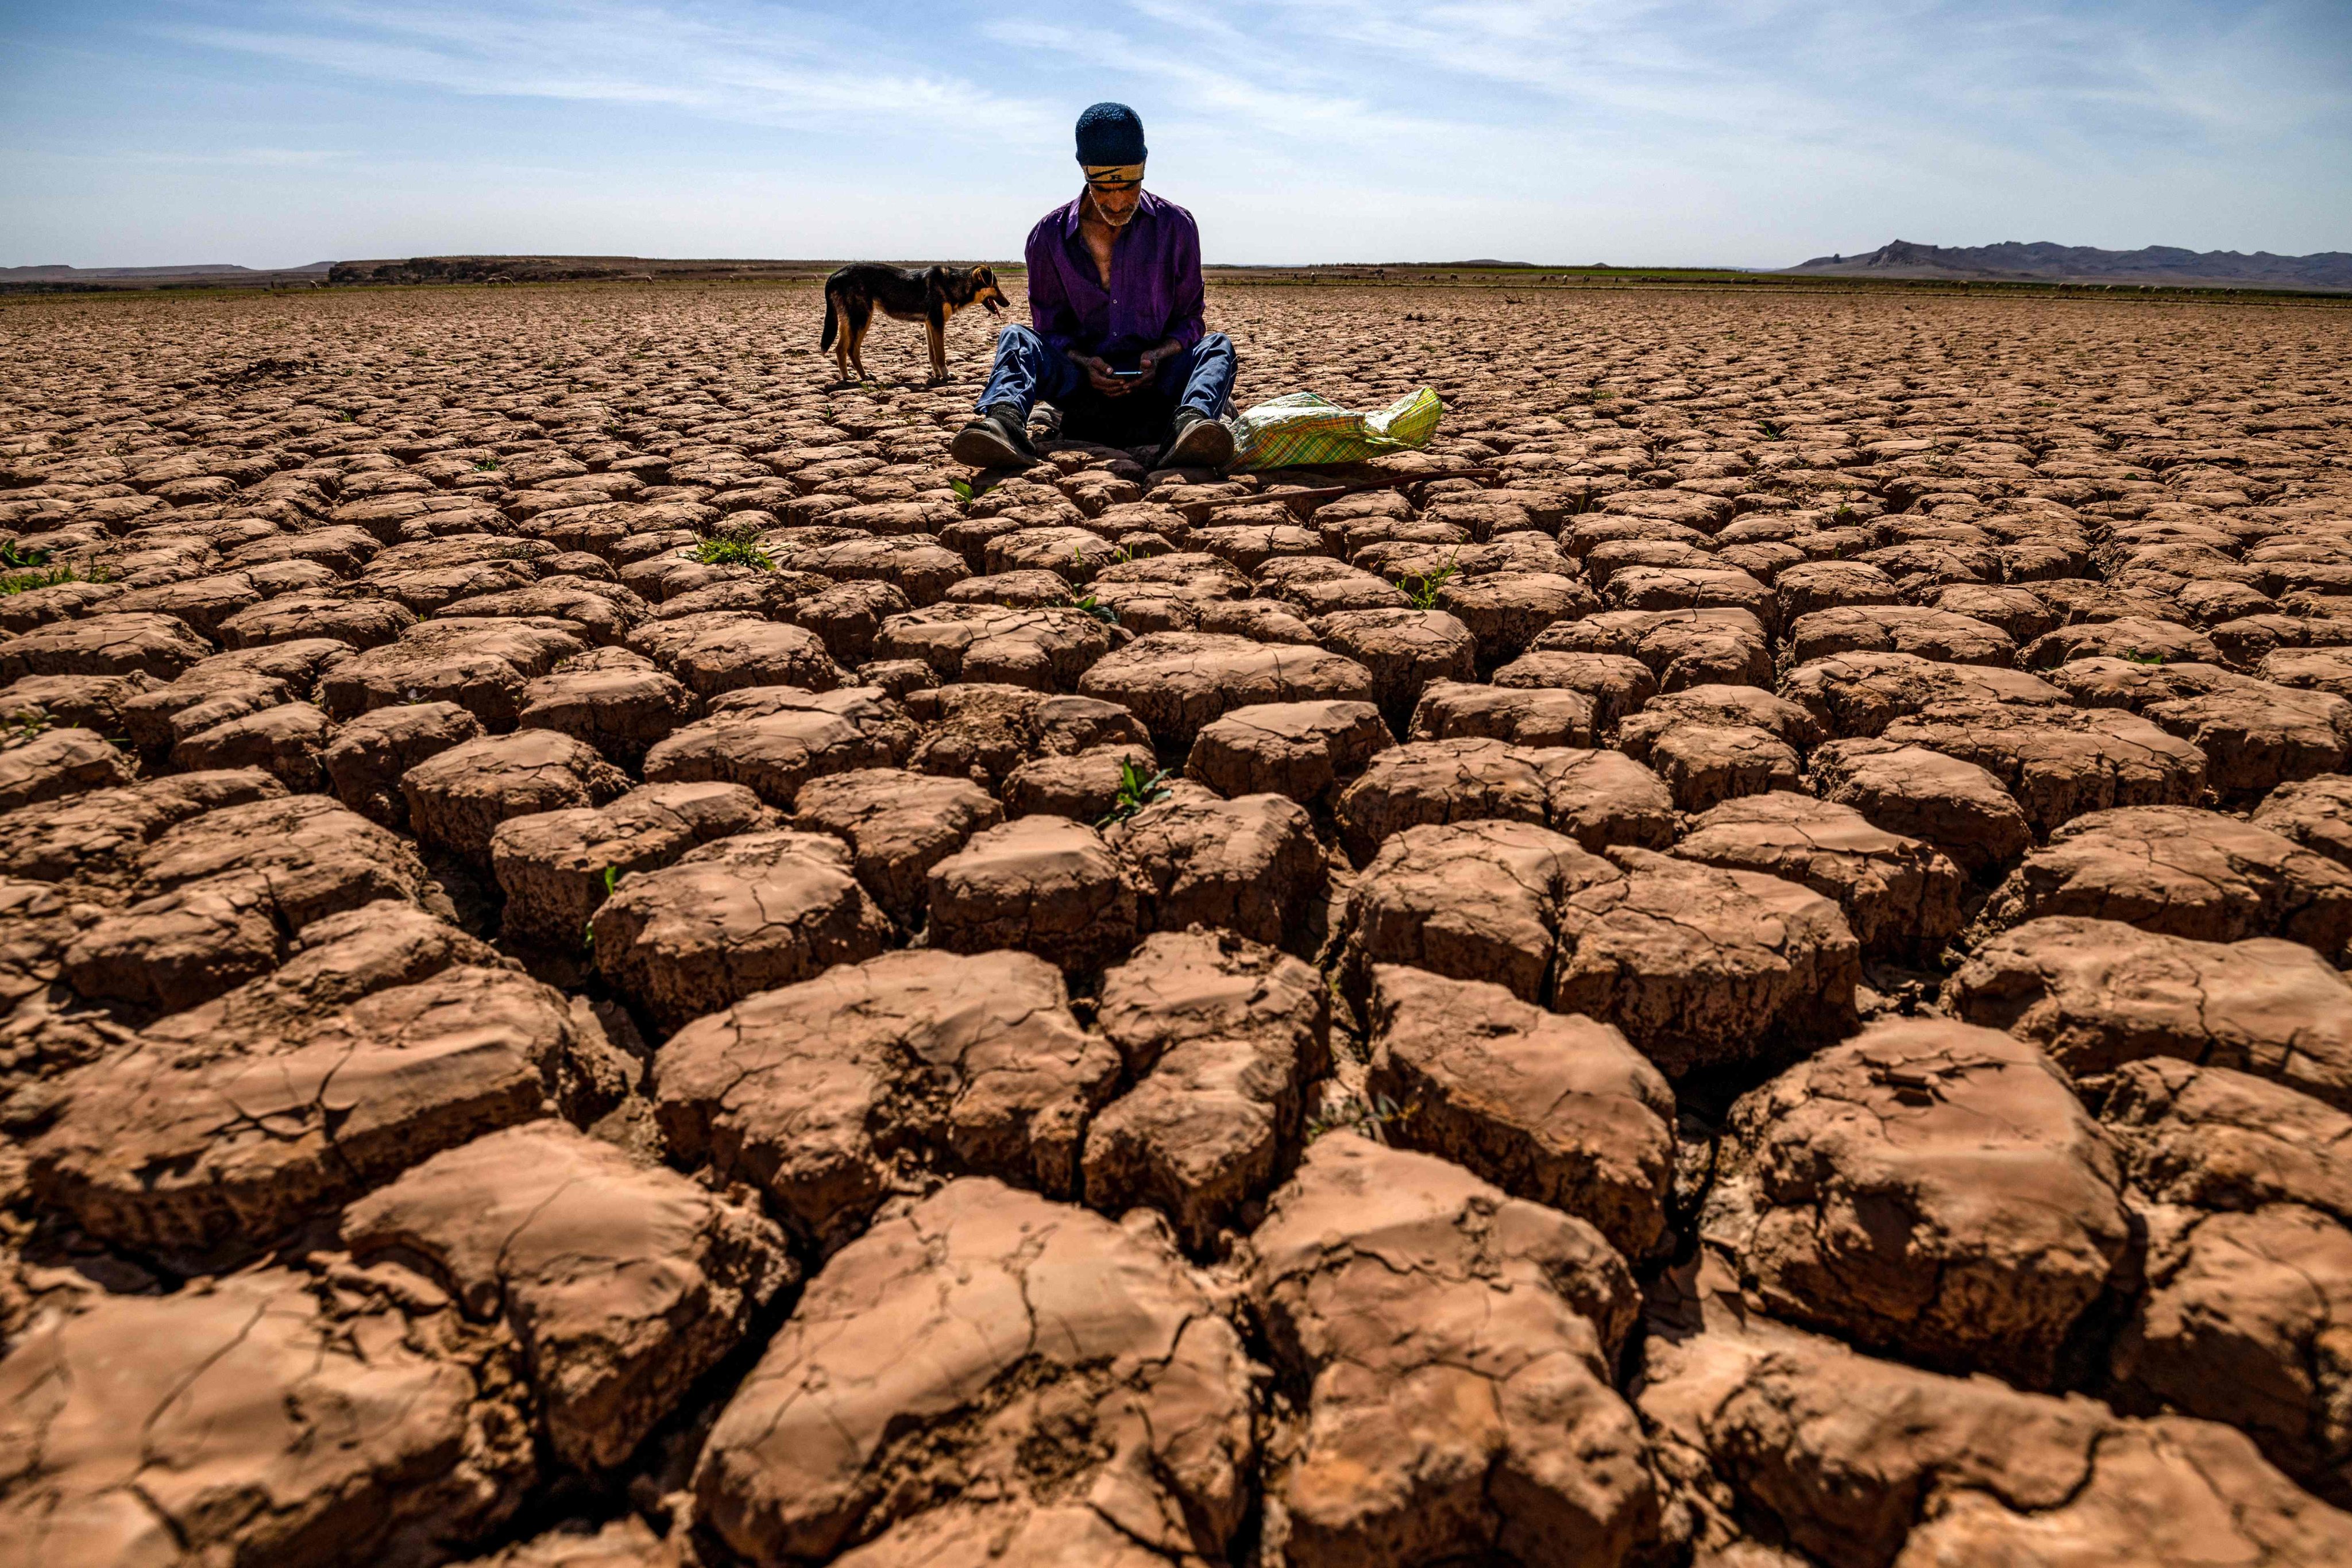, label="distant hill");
[1786,240,2352,292]
[0,261,334,293]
